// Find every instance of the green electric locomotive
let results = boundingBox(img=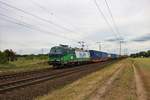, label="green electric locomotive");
[48,45,90,68]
